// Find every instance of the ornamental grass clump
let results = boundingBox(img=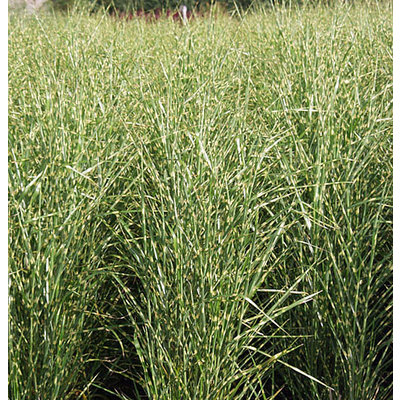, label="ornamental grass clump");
[9,1,392,399]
